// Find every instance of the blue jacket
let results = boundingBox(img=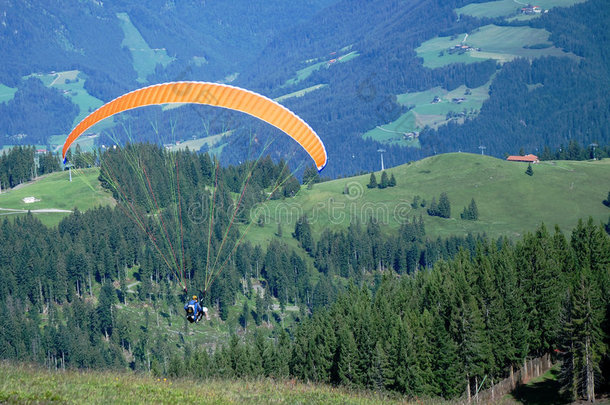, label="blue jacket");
[185,300,202,317]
